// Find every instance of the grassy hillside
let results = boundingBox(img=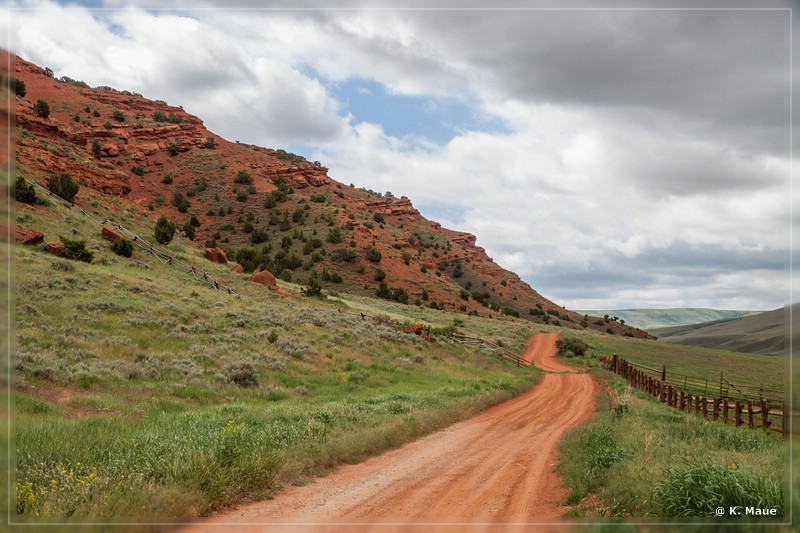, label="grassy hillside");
[578,308,759,330]
[652,307,787,356]
[12,191,549,520]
